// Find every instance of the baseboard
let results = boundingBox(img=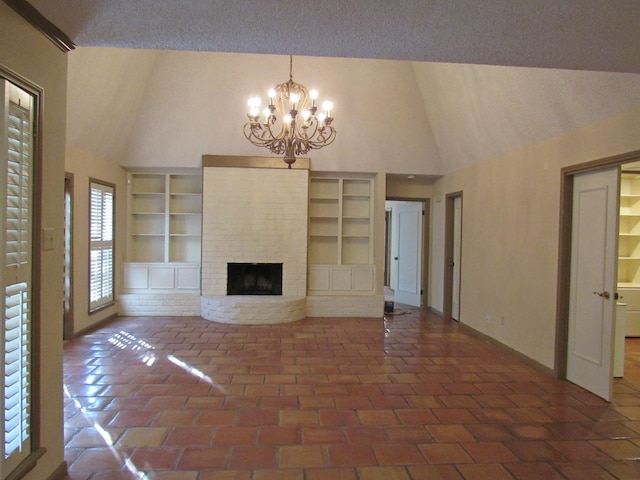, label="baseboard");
[47,461,68,480]
[67,312,118,339]
[456,320,555,377]
[428,306,444,316]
